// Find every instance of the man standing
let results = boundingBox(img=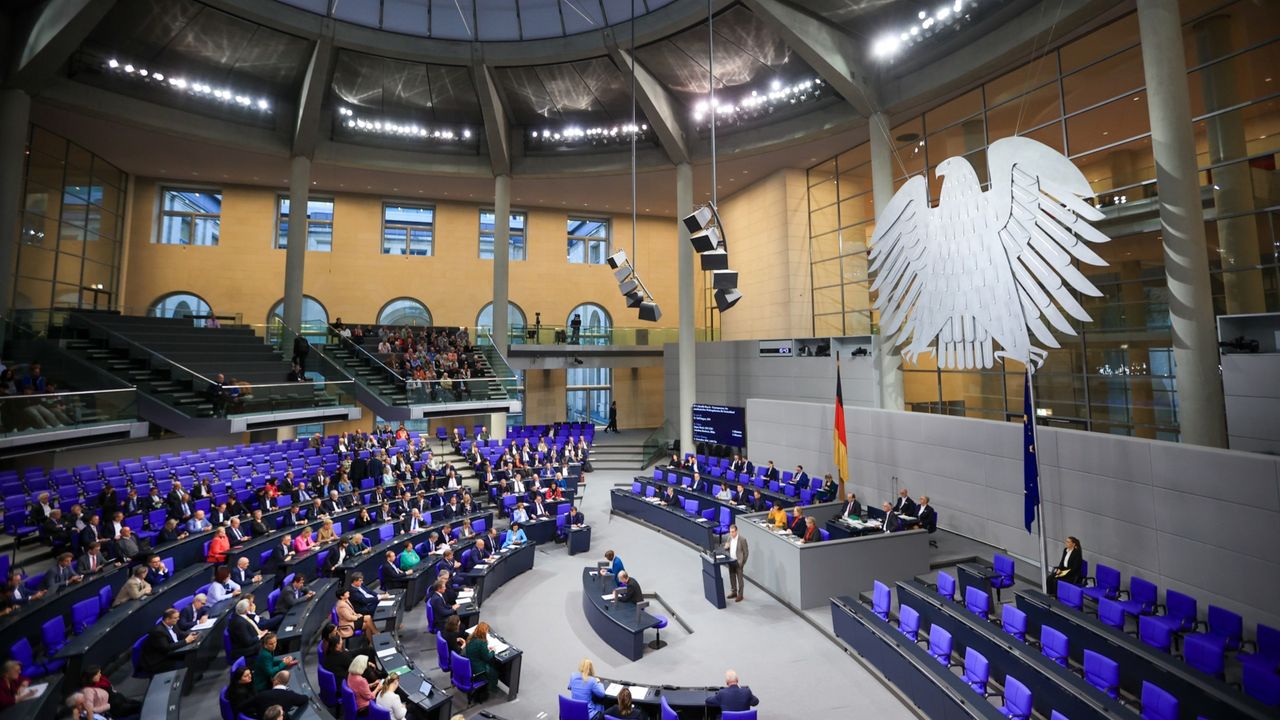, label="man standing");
[605,400,619,434]
[723,525,749,602]
[291,335,310,372]
[570,313,582,344]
